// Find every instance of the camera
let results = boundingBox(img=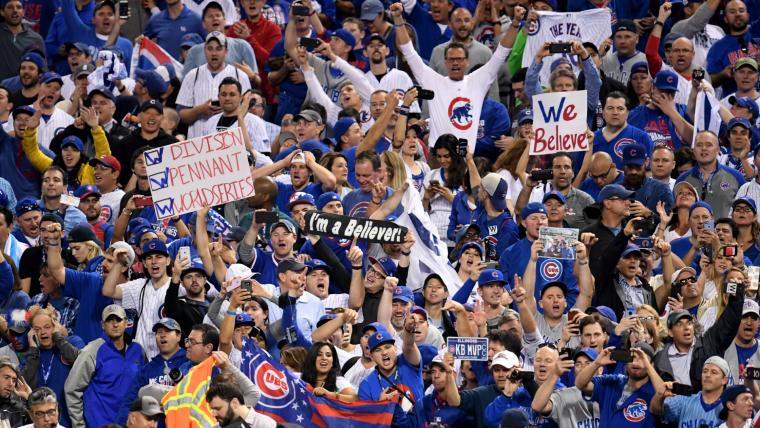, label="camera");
[530,169,553,182]
[509,370,534,382]
[633,217,655,231]
[671,383,692,396]
[549,43,572,54]
[692,69,705,81]
[412,86,435,100]
[610,349,633,363]
[169,368,183,383]
[456,138,468,157]
[746,367,760,380]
